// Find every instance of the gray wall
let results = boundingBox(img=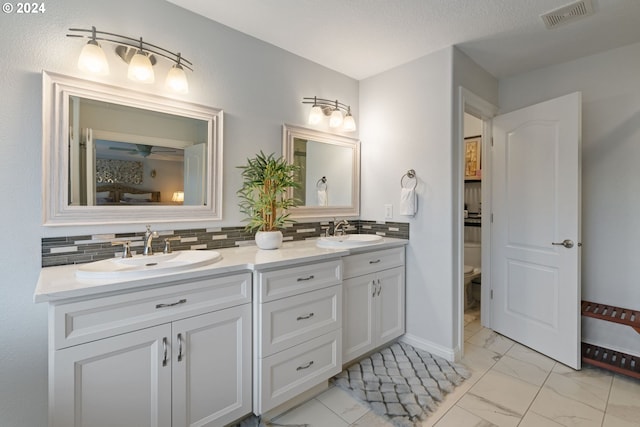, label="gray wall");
[0,1,357,425]
[359,47,498,356]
